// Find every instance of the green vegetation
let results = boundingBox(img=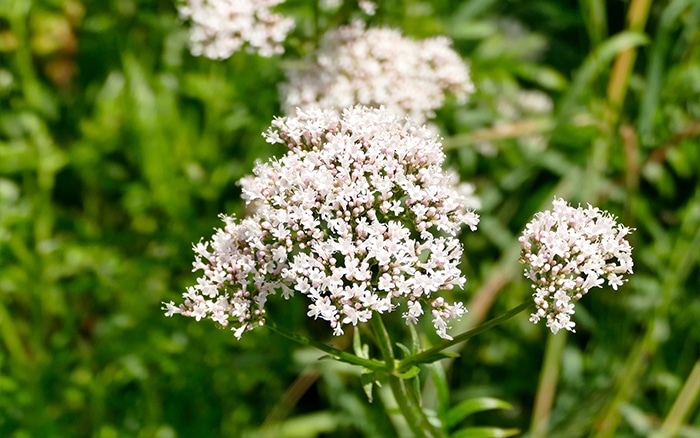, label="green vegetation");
[1,0,699,436]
